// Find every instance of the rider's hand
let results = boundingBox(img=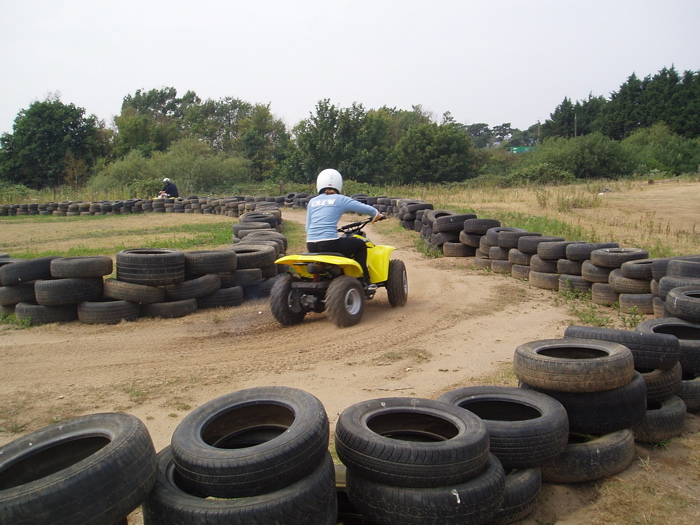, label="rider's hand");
[371,213,384,223]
